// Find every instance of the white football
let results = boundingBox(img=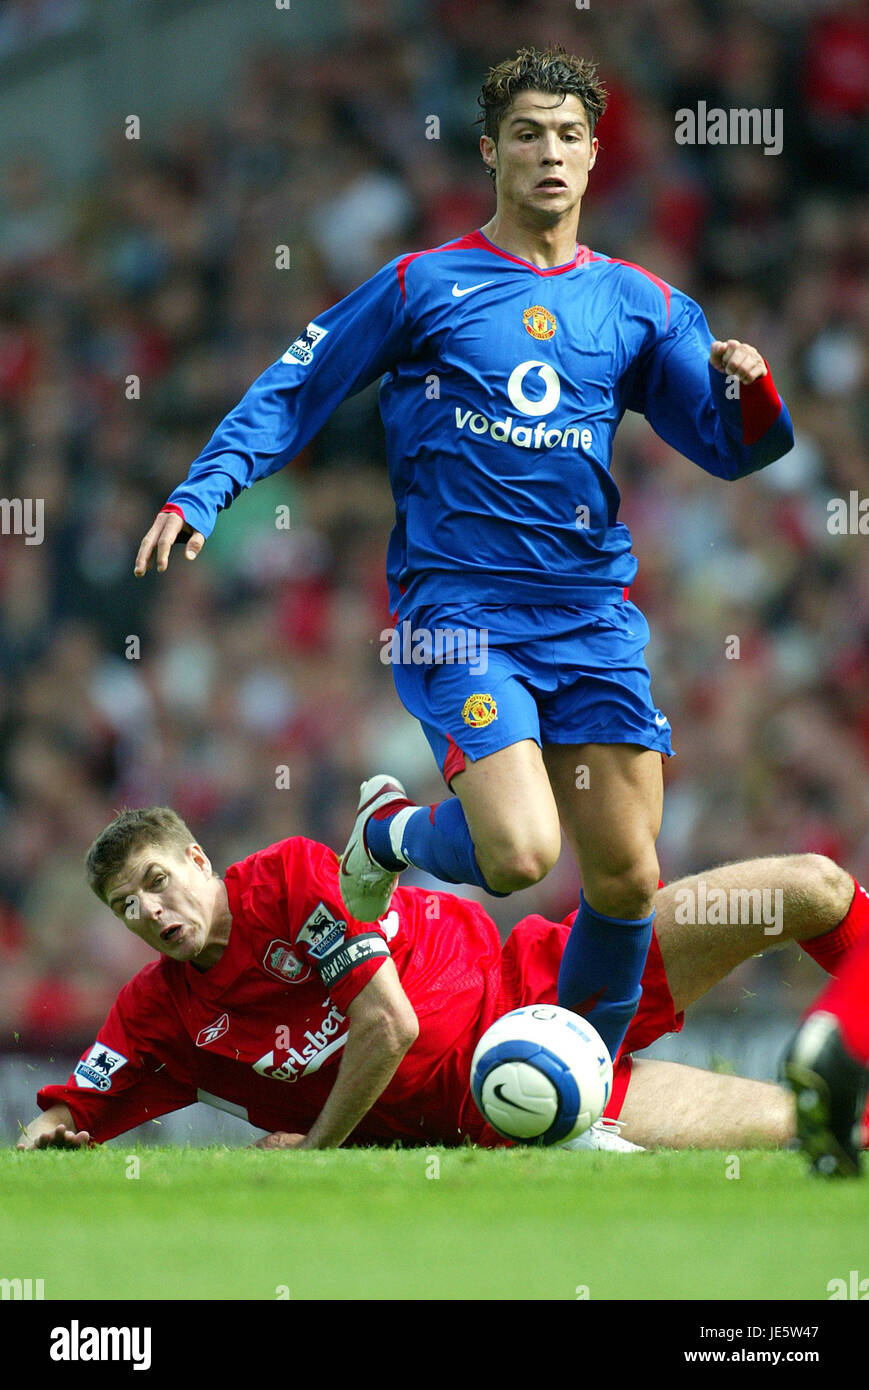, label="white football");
[470,1004,613,1144]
